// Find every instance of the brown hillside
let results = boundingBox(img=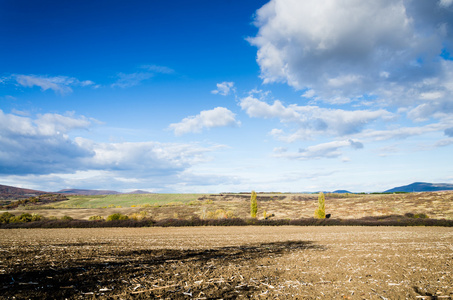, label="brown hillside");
[0,184,48,200]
